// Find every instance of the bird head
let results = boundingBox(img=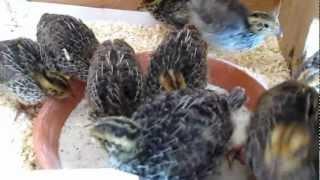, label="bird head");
[32,70,72,99]
[248,11,282,38]
[90,116,141,162]
[264,123,312,177]
[159,69,187,92]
